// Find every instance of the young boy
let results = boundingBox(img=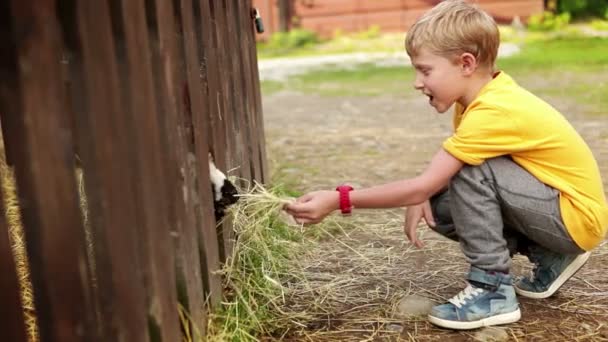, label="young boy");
[285,0,608,330]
